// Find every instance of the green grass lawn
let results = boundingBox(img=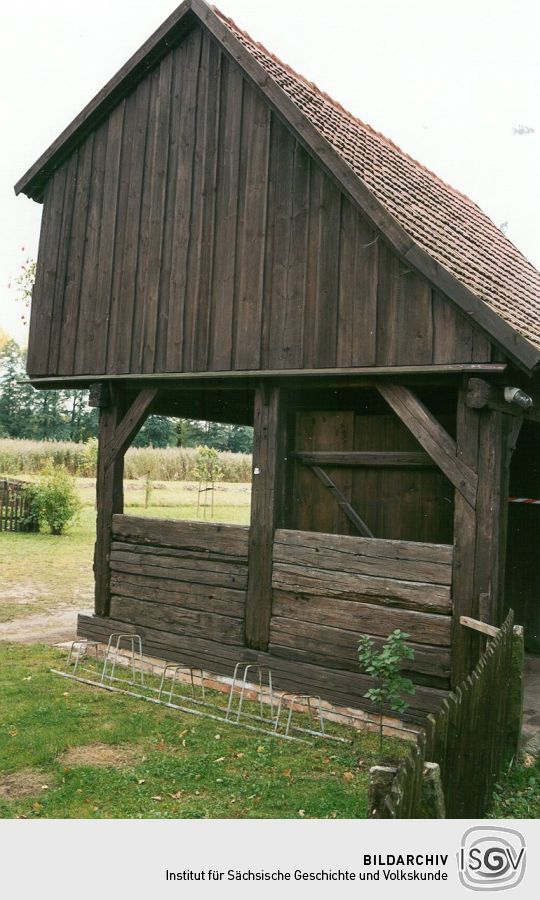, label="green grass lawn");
[488,752,540,818]
[0,643,406,819]
[0,479,251,622]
